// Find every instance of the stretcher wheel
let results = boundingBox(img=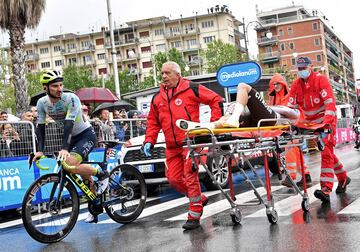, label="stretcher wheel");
[266,209,278,224]
[301,198,310,212]
[230,207,242,224]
